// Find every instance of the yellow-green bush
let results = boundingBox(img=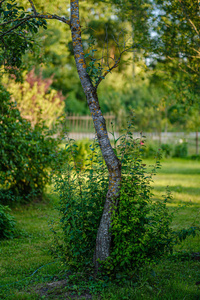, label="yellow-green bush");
[2,69,65,128]
[0,85,66,203]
